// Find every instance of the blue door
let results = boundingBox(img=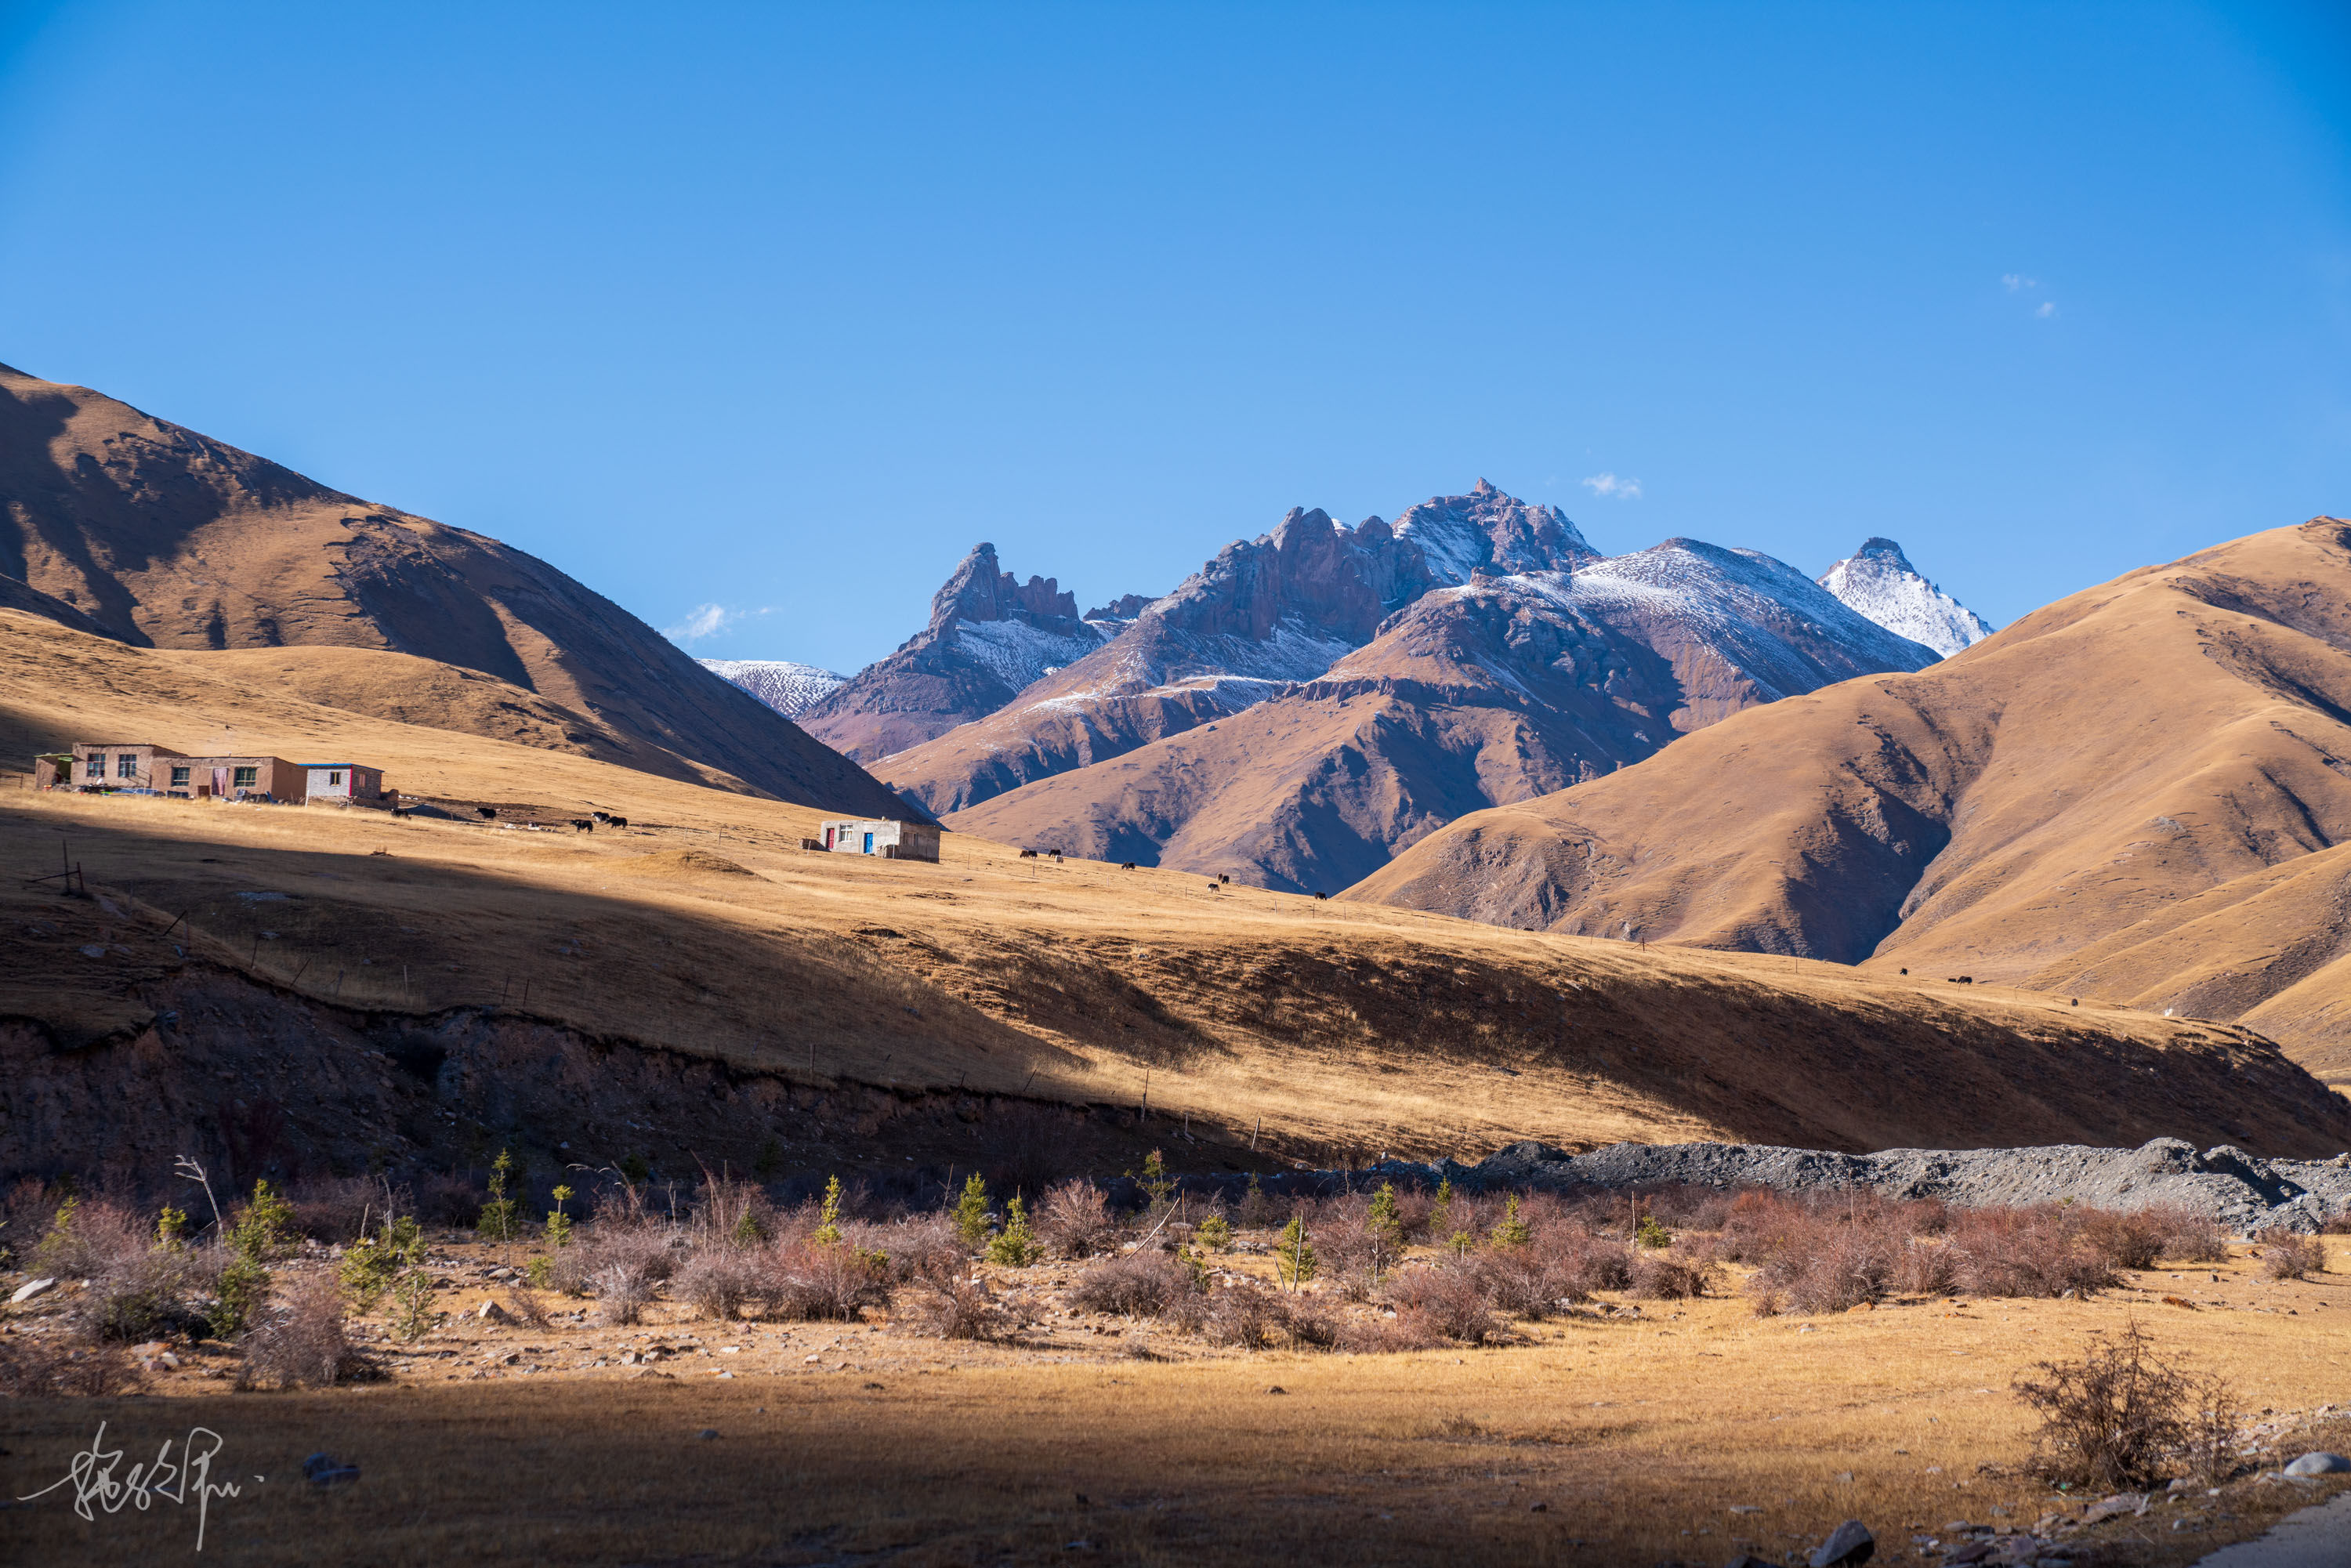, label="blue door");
[862,831,874,854]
